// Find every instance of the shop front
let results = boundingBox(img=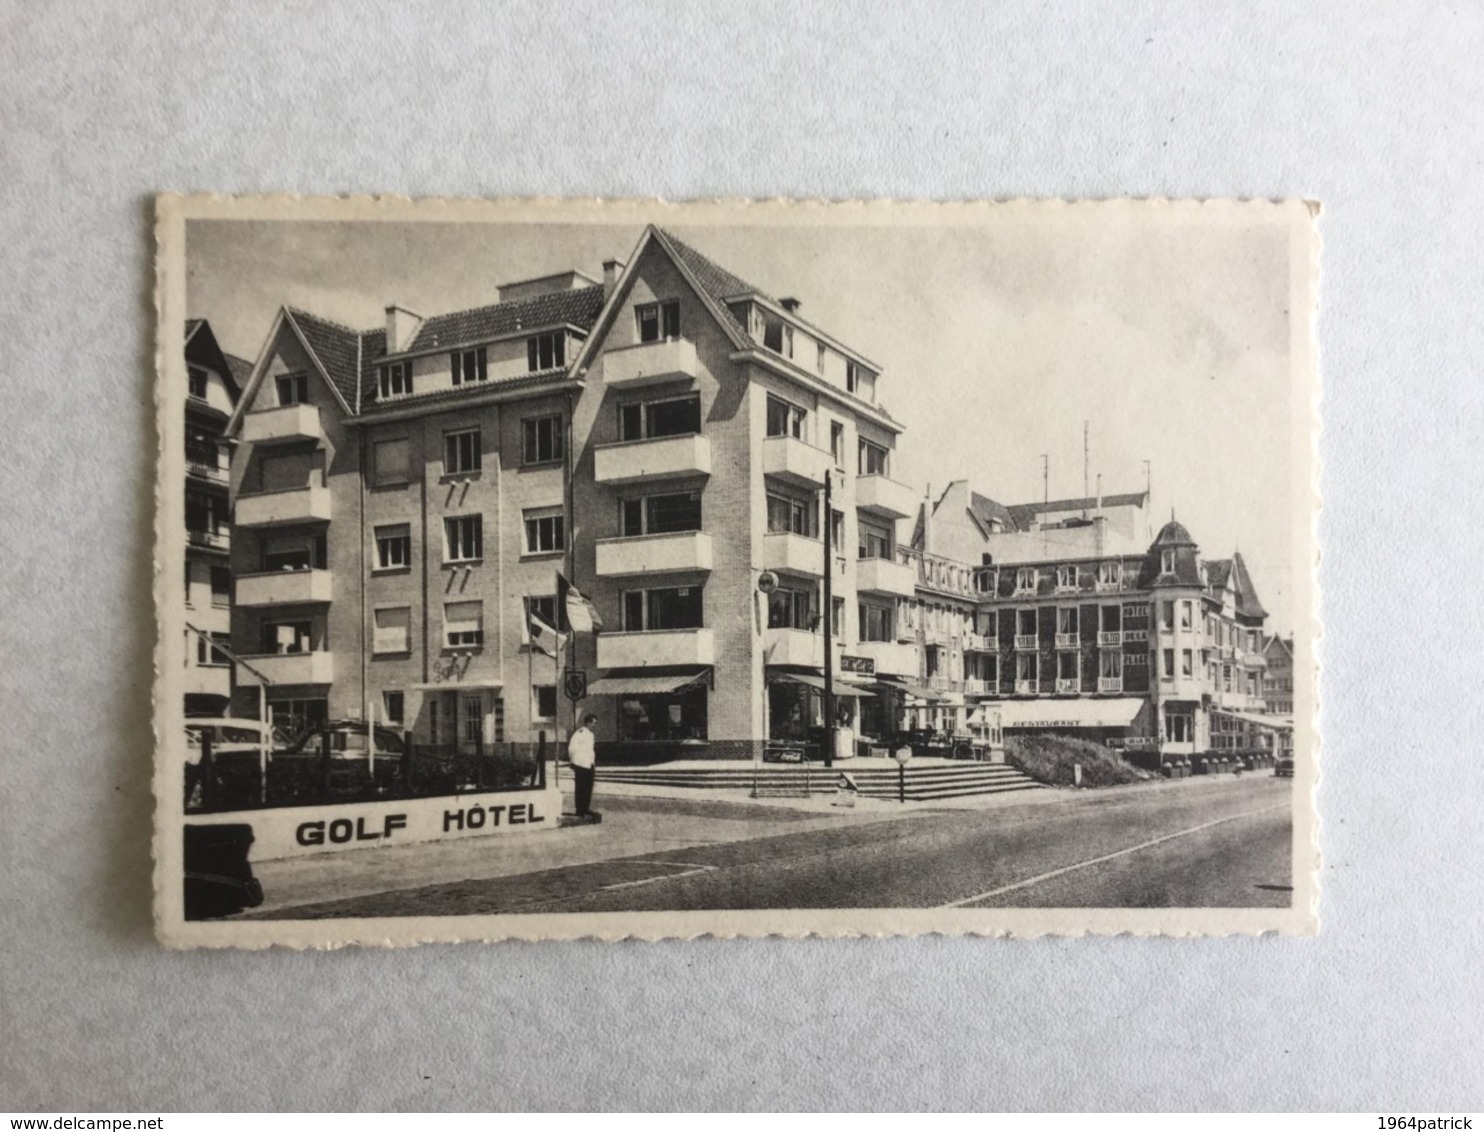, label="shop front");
[587,667,712,765]
[995,696,1151,747]
[765,670,873,761]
